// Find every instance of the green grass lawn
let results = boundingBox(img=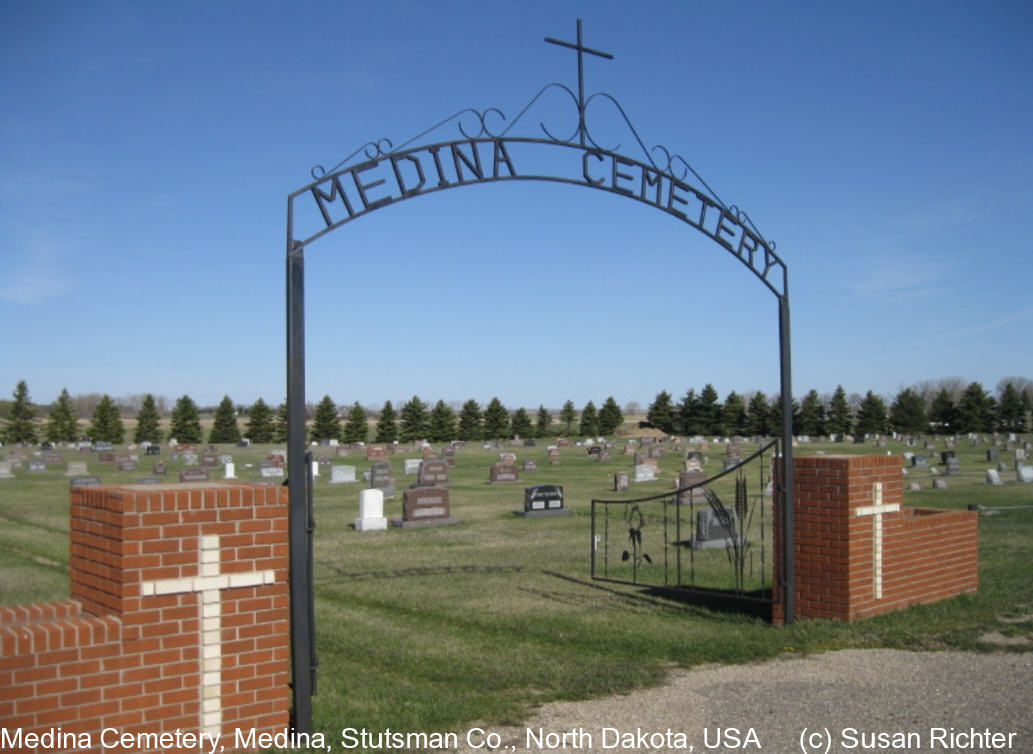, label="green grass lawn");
[1,434,1031,738]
